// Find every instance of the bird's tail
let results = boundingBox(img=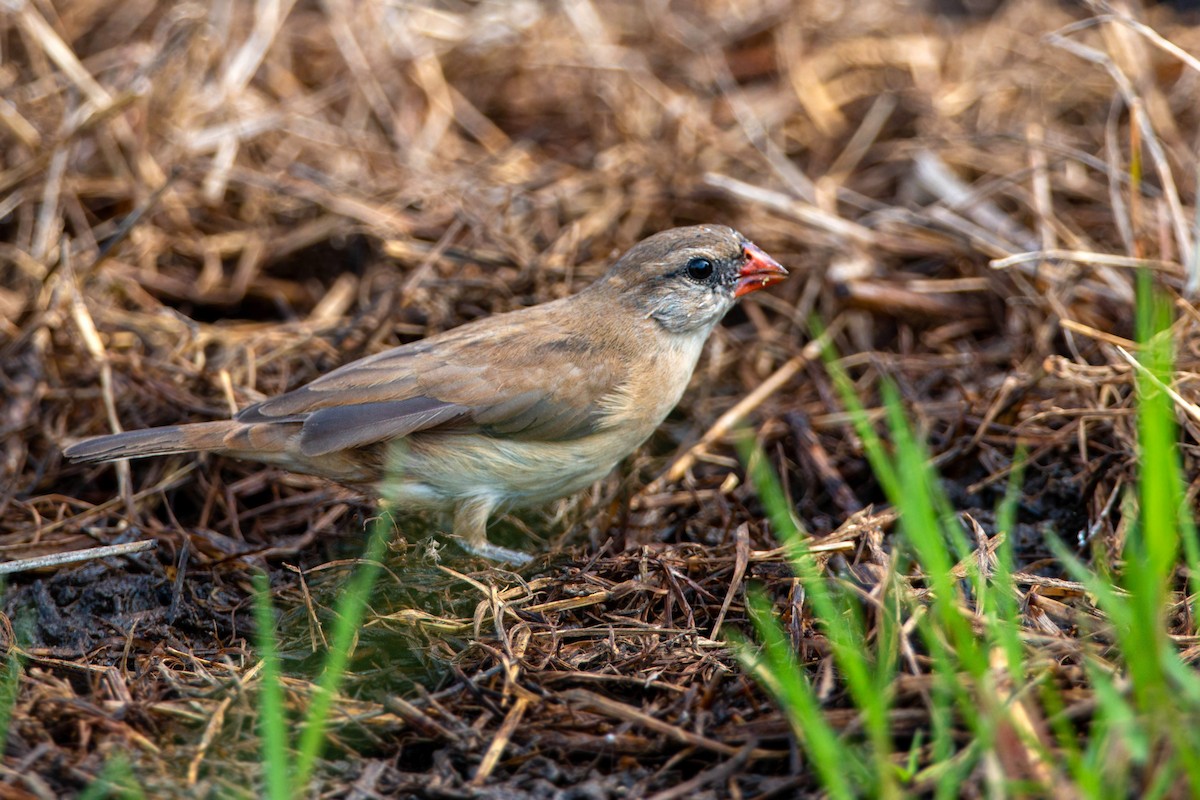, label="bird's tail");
[64,421,243,463]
